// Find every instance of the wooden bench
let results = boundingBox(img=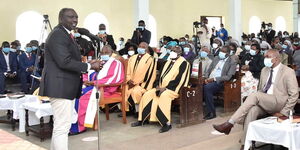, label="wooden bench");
[0,110,16,131]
